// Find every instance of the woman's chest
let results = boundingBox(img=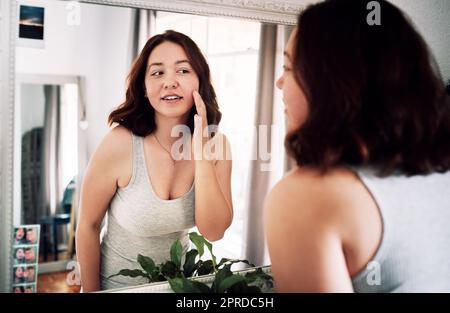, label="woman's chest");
[146,158,195,200]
